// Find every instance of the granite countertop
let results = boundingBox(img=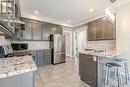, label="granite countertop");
[0,56,37,79]
[79,50,123,58]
